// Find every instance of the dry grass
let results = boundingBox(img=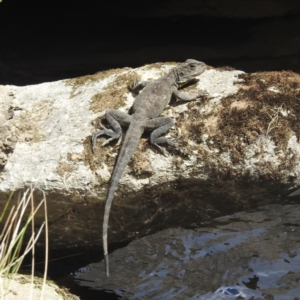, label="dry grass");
[0,187,48,300]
